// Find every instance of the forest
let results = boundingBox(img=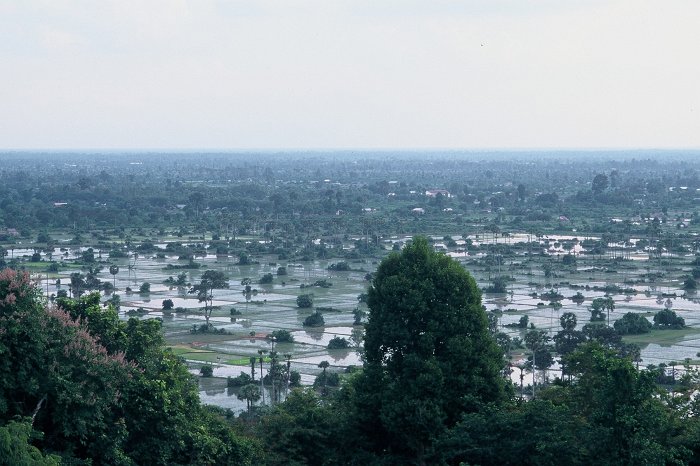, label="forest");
[3,150,700,465]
